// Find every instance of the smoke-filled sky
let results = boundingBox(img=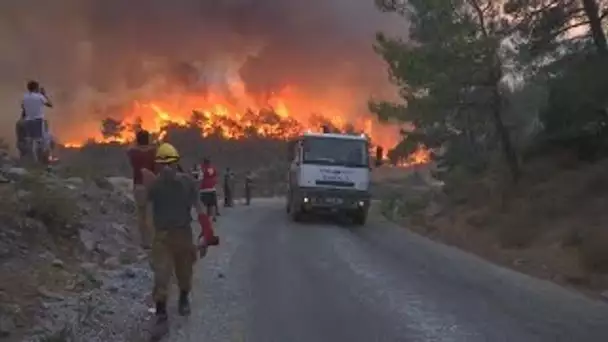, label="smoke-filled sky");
[0,0,407,144]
